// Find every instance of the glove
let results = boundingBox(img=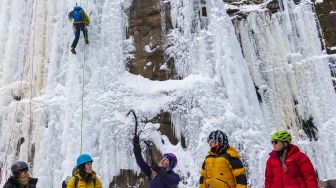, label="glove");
[133,135,139,145]
[151,161,161,173]
[133,135,141,154]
